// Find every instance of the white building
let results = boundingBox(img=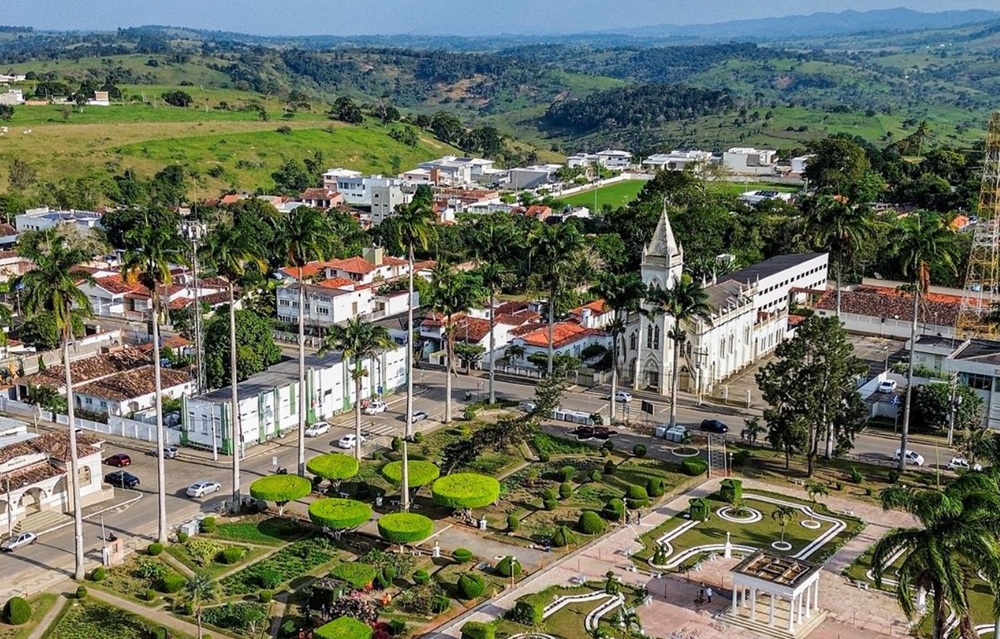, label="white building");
[15,207,102,234]
[508,164,562,190]
[737,190,794,206]
[566,150,633,171]
[322,169,366,202]
[369,178,412,226]
[642,150,713,171]
[74,366,194,418]
[182,346,406,454]
[0,89,24,106]
[717,253,828,316]
[722,148,778,175]
[790,155,813,175]
[416,156,497,186]
[909,337,1000,430]
[512,322,611,367]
